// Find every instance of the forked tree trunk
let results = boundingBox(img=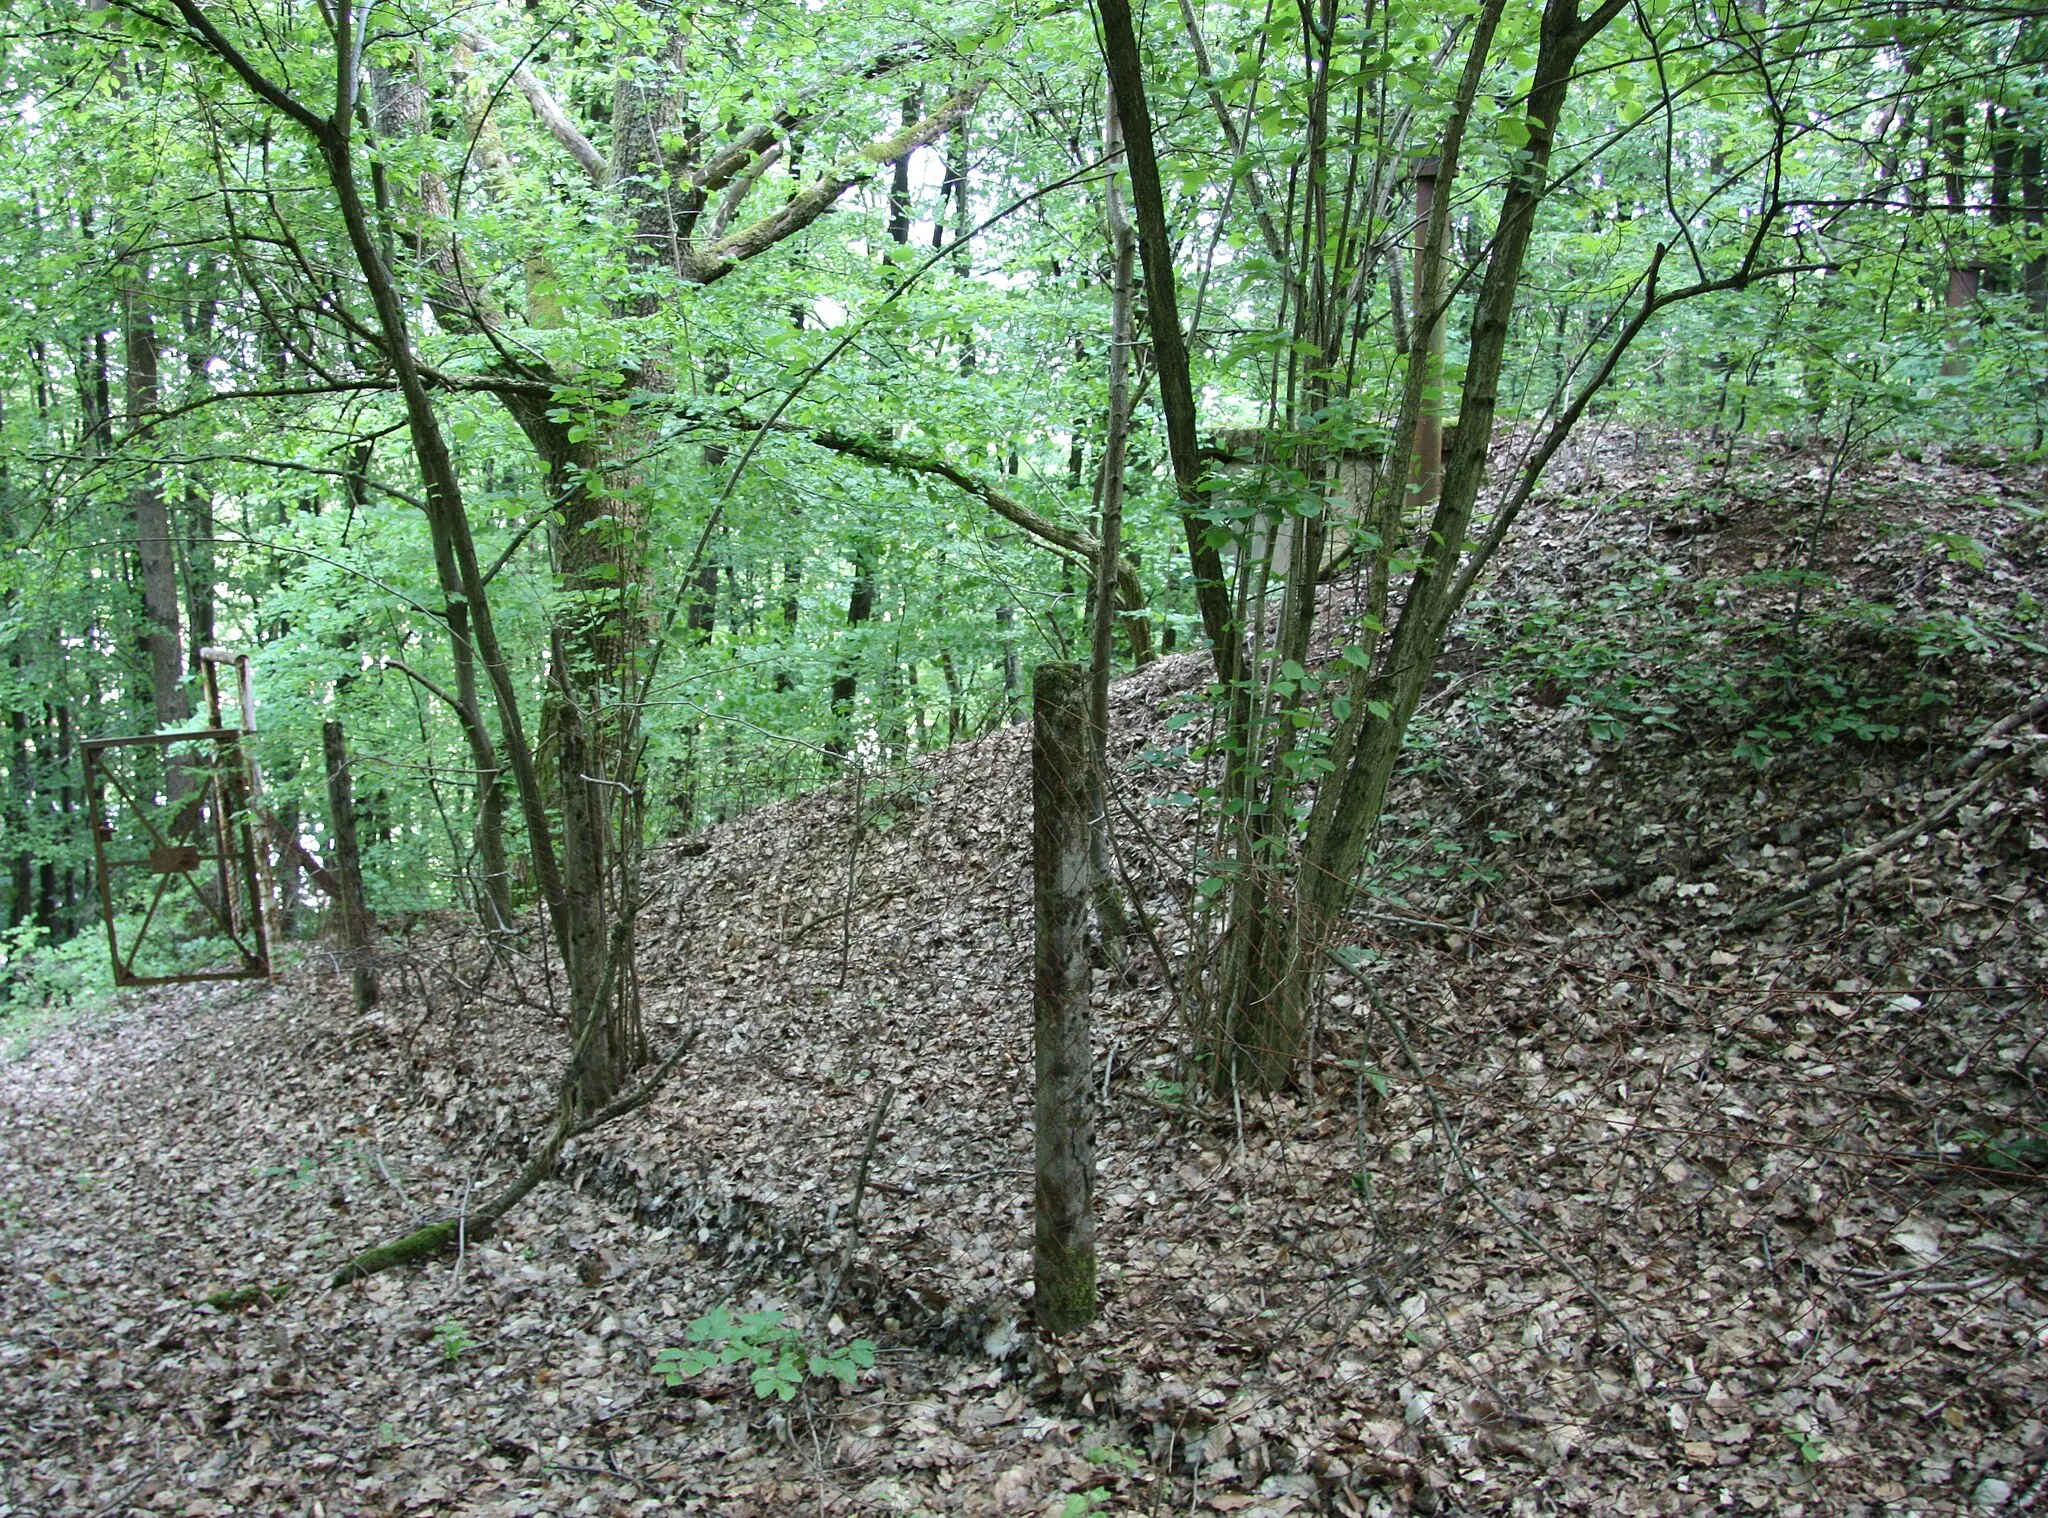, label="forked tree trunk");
[1197,0,1614,1089]
[1277,0,1621,1058]
[1032,661,1096,1333]
[1211,0,1346,1092]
